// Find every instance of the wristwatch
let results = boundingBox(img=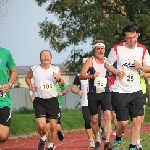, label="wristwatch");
[8,82,12,88]
[61,90,66,96]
